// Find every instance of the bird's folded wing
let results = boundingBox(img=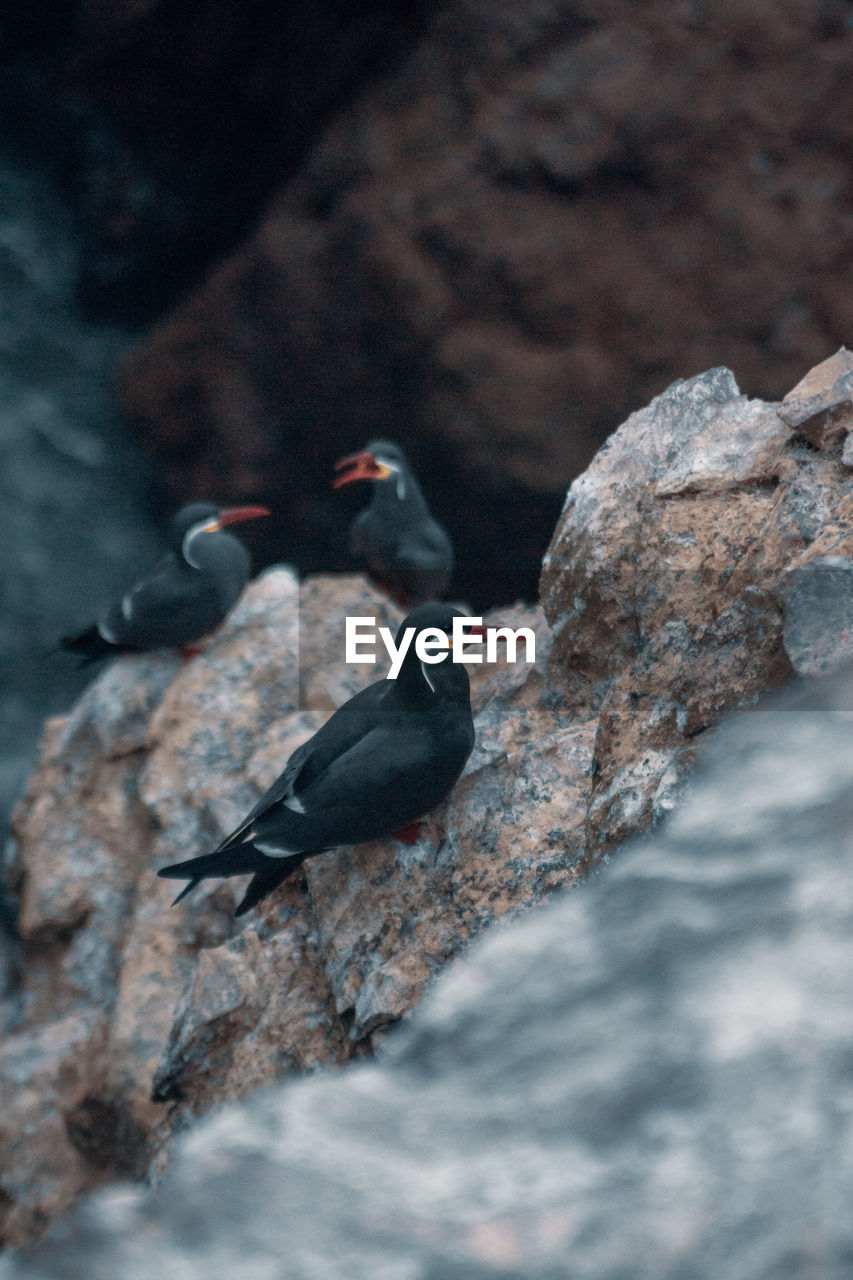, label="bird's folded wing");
[102,557,216,644]
[214,681,385,852]
[292,721,439,814]
[244,718,464,852]
[396,527,454,571]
